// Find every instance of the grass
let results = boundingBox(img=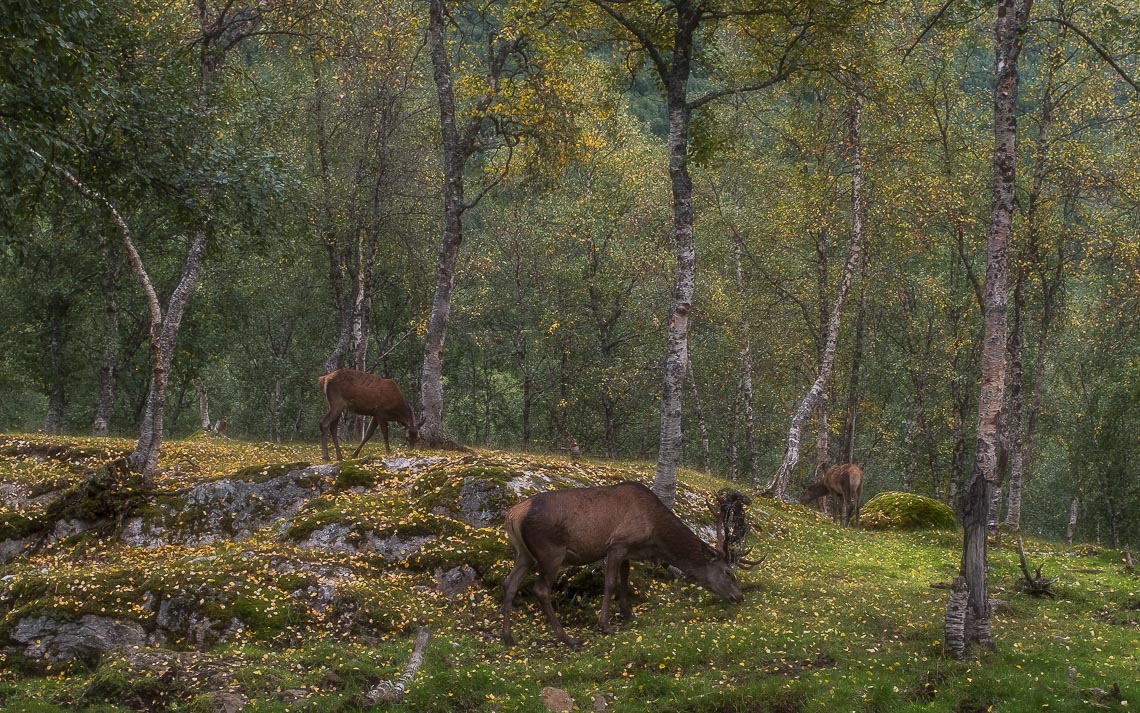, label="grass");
[0,433,1136,712]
